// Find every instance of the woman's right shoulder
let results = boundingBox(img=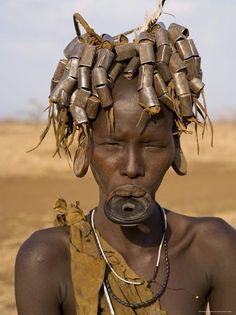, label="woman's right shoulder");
[16,226,71,273]
[15,228,77,313]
